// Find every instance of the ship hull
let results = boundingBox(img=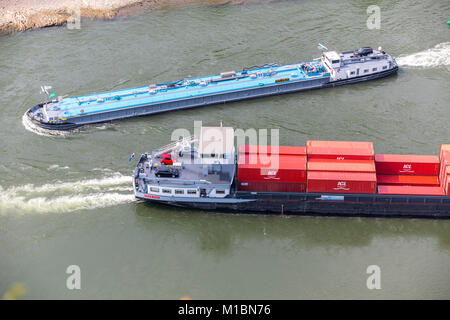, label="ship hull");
[26,104,80,130]
[27,66,397,131]
[136,188,450,220]
[325,65,398,87]
[28,118,80,130]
